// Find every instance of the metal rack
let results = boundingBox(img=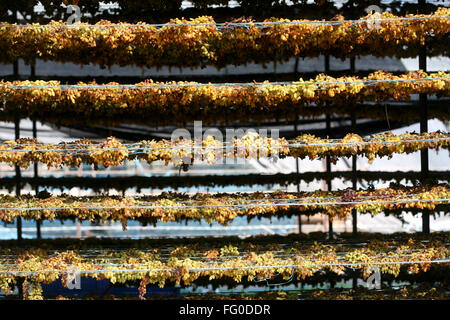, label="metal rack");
[0,0,448,299]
